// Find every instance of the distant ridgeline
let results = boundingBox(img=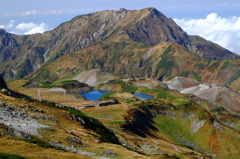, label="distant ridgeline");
[0,8,240,90]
